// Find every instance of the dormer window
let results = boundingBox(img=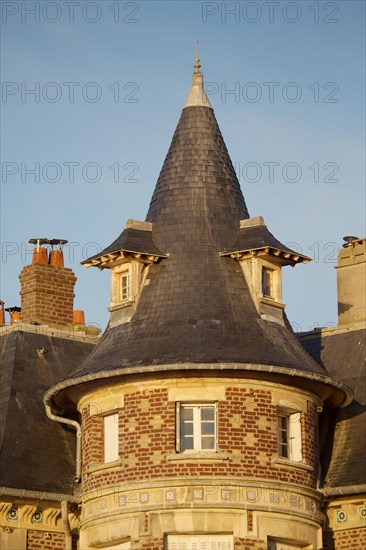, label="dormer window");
[110,262,140,310]
[120,271,129,302]
[220,217,311,326]
[259,261,282,303]
[262,267,274,298]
